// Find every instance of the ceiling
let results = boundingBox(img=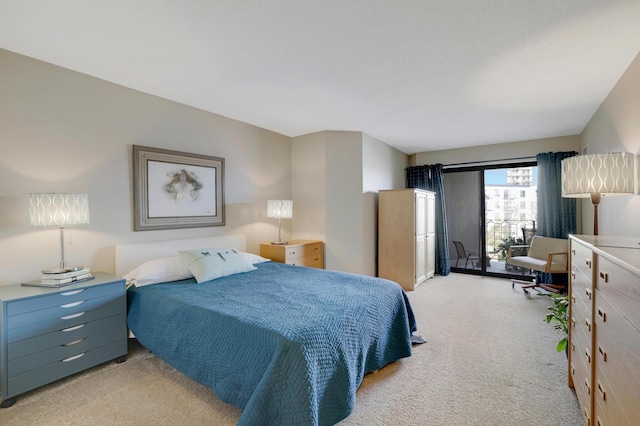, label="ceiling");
[2,1,640,155]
